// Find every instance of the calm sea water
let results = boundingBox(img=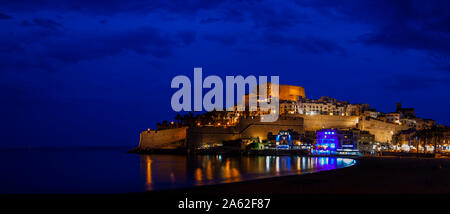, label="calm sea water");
[0,148,356,193]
